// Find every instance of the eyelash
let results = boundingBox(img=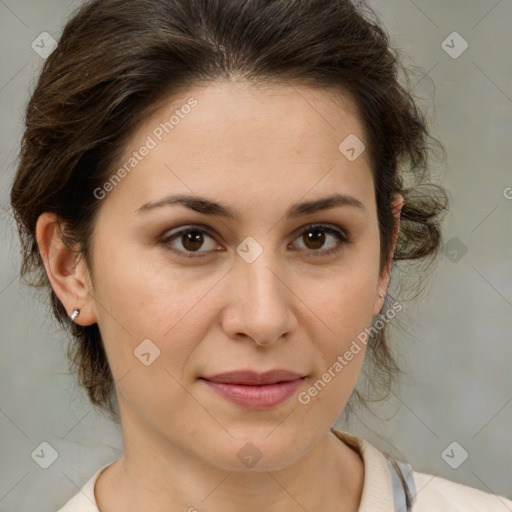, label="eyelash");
[160,223,352,259]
